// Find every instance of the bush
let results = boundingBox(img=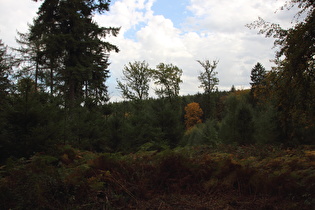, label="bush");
[181,119,219,146]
